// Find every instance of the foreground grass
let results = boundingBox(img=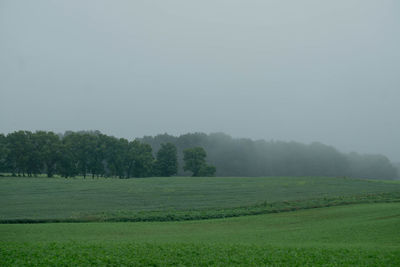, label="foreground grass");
[1,176,400,222]
[2,243,399,266]
[1,203,399,266]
